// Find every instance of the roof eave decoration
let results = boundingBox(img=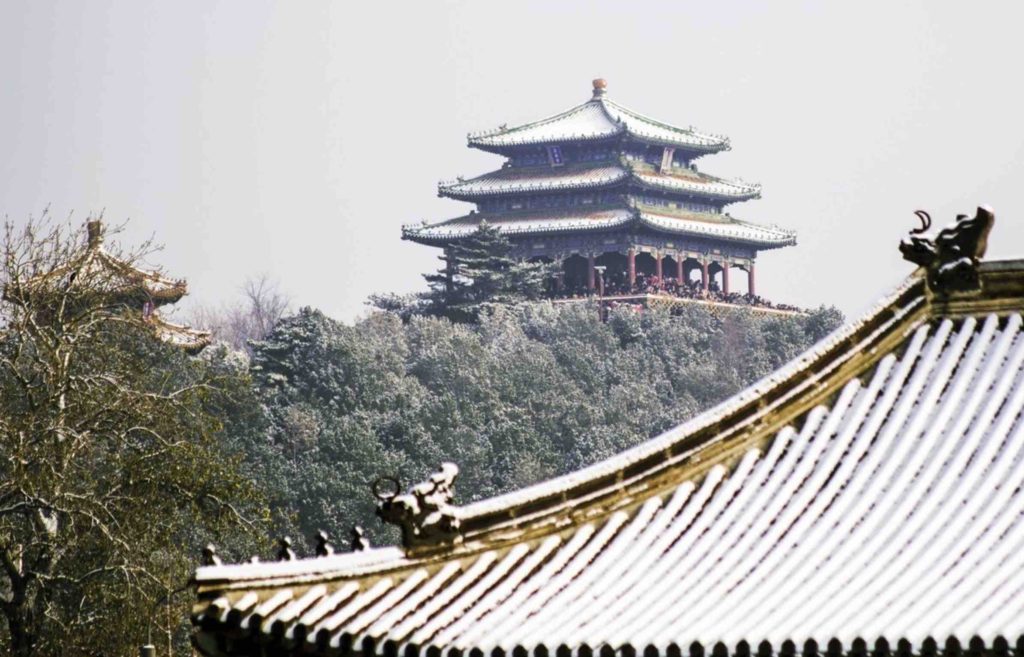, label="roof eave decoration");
[636,212,797,249]
[437,166,760,202]
[15,220,189,304]
[900,206,994,296]
[374,463,463,551]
